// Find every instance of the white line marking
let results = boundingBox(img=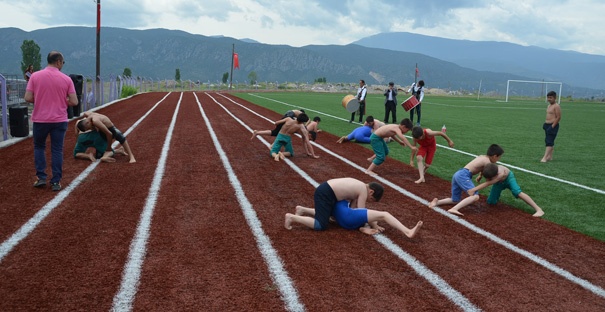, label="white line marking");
[211,93,480,312]
[244,93,605,195]
[0,93,172,264]
[111,93,182,311]
[202,92,305,312]
[220,93,605,301]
